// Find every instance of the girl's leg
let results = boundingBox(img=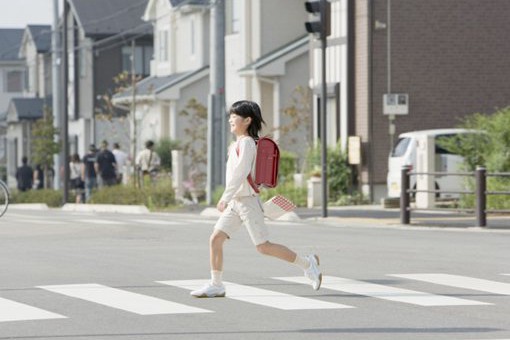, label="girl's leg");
[255,241,297,262]
[209,229,229,271]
